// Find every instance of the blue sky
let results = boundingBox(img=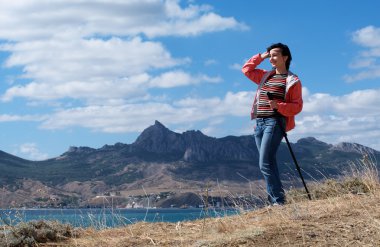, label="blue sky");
[0,0,379,160]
